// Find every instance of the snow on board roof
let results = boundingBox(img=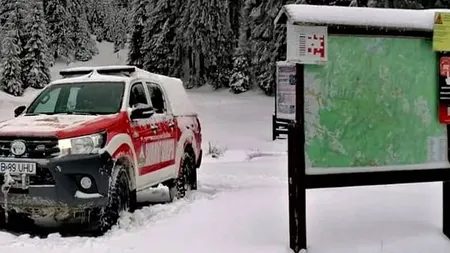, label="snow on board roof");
[274,4,450,31]
[55,65,197,116]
